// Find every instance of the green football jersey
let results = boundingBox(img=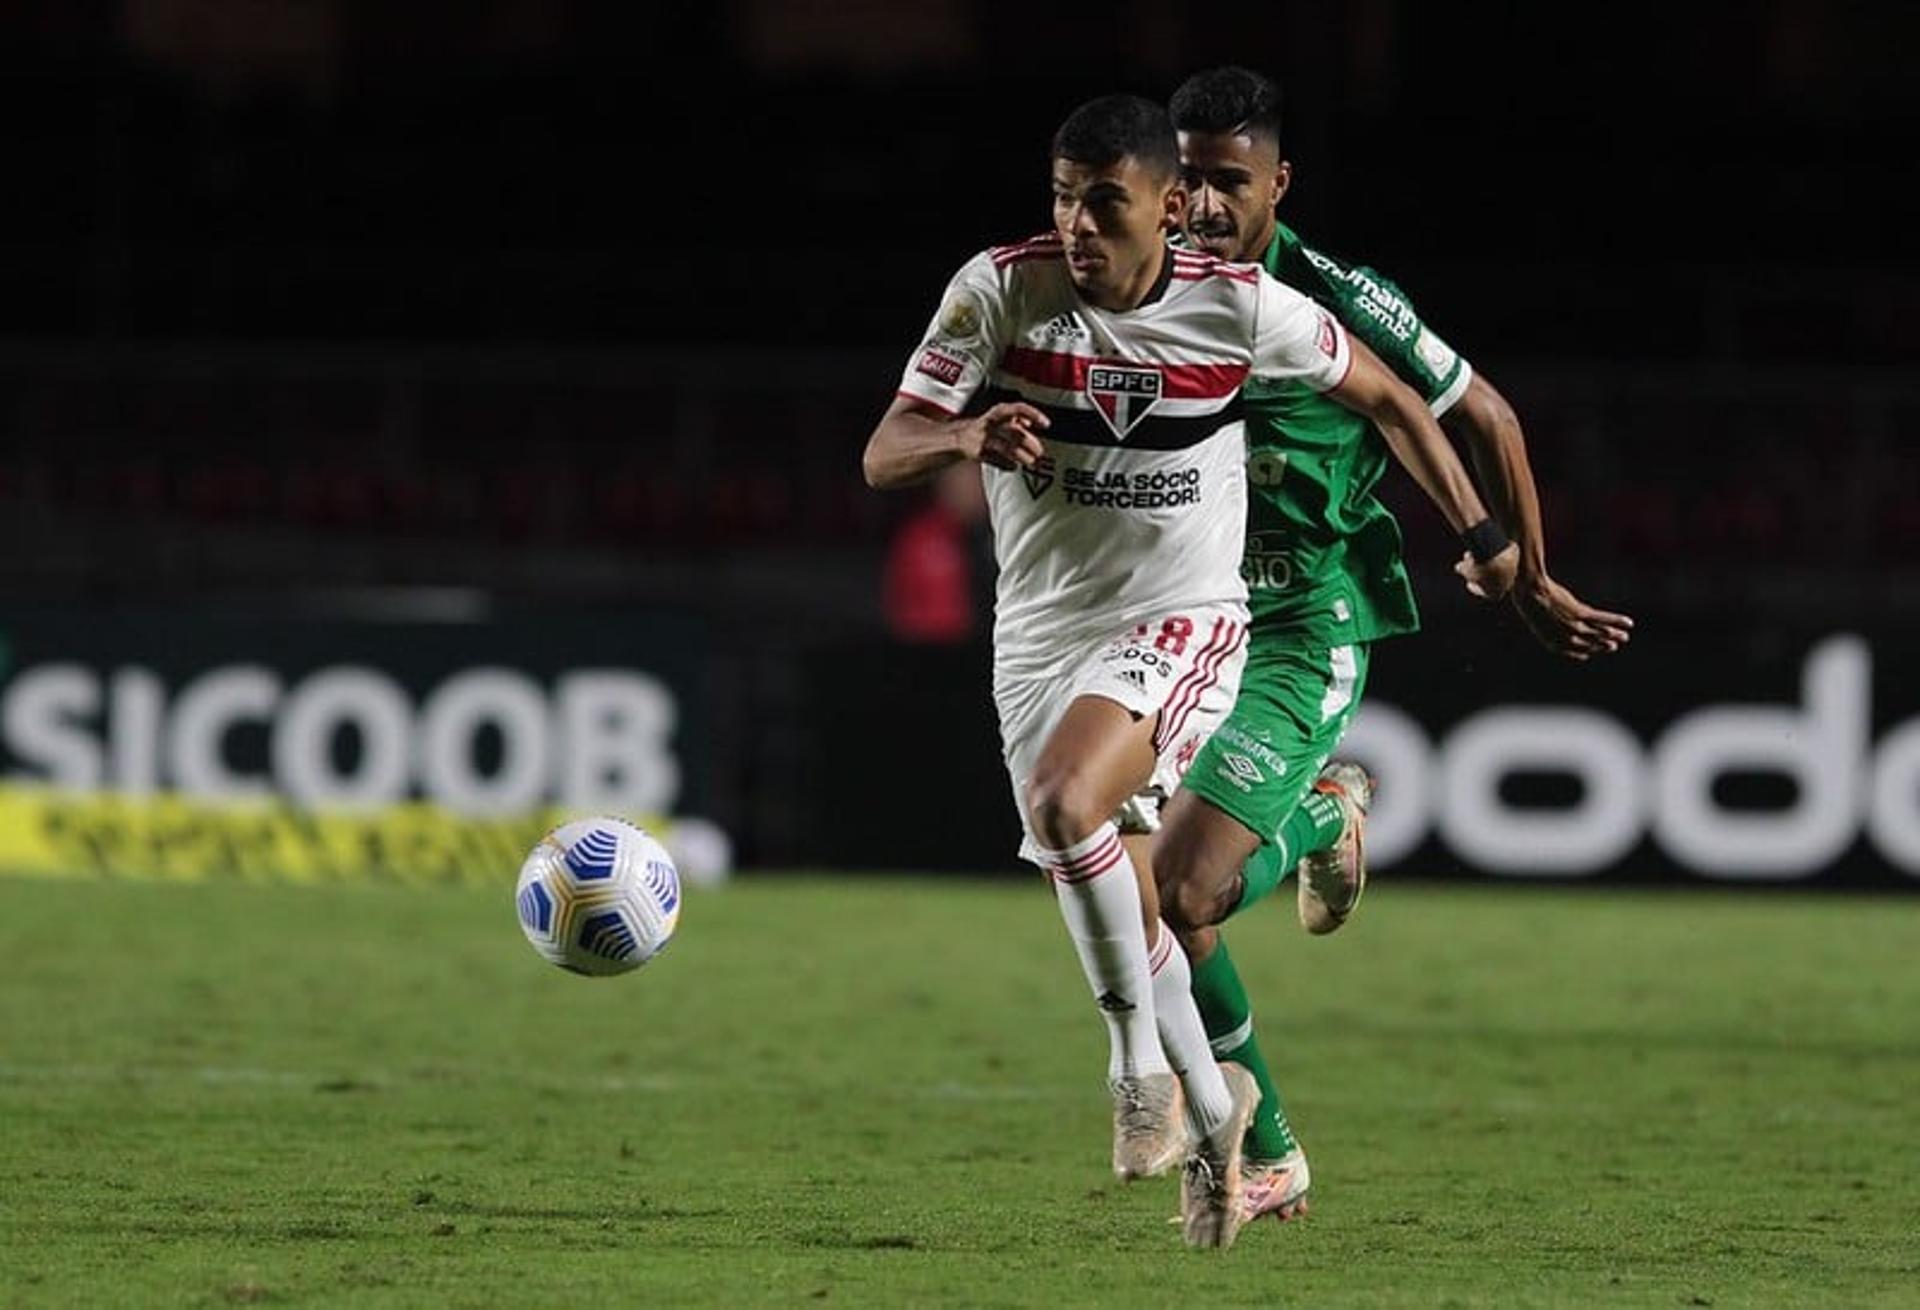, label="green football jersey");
[1241,222,1473,643]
